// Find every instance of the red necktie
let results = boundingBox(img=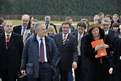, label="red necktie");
[40,38,45,63]
[63,34,66,45]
